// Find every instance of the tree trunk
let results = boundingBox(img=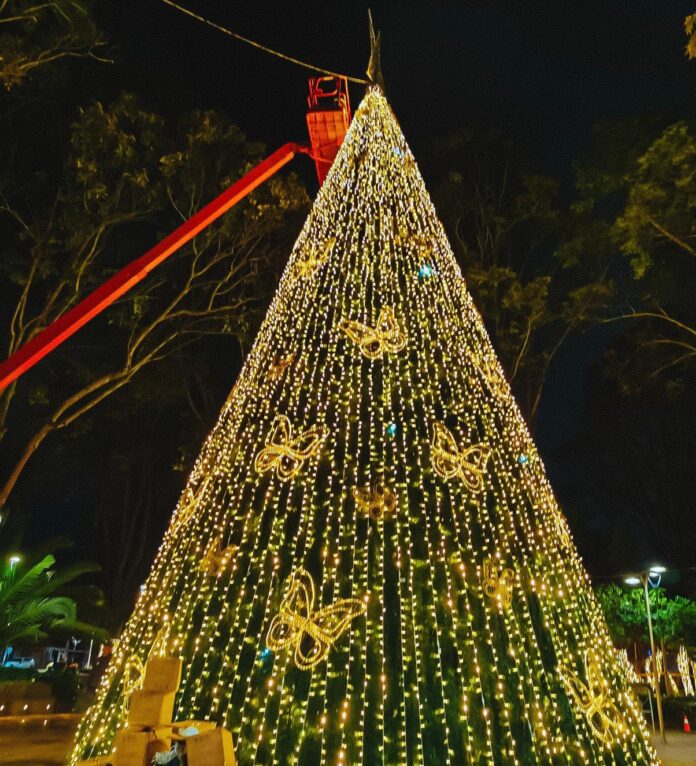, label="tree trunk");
[0,422,54,508]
